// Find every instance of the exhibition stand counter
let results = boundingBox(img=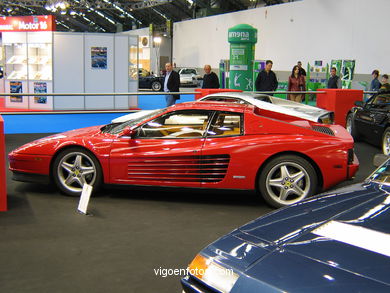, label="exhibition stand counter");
[0,116,7,211]
[316,89,363,127]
